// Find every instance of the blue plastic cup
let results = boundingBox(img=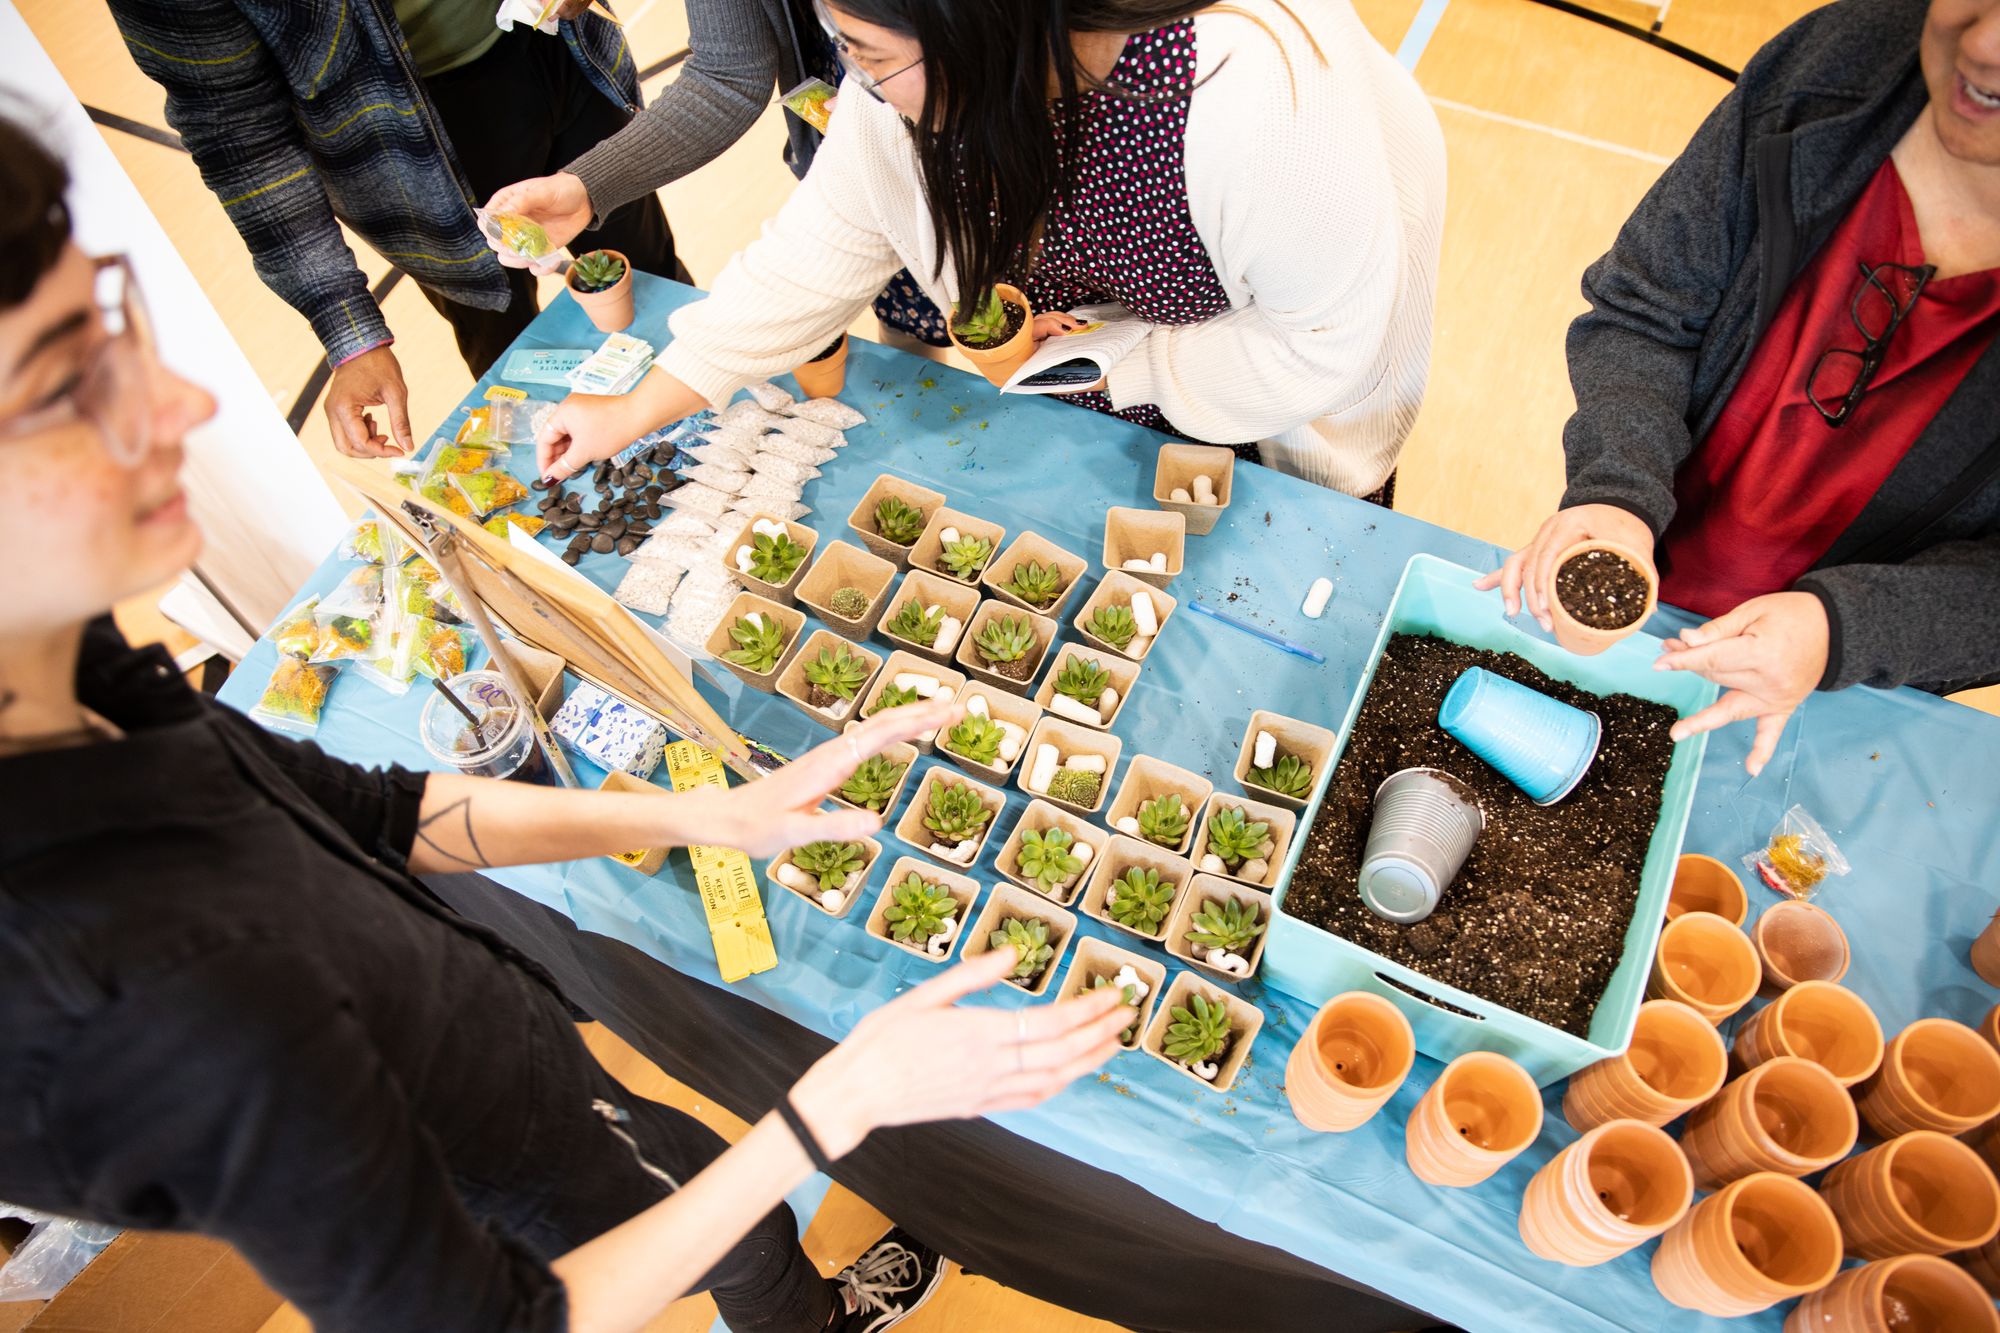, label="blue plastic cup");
[1437,667,1601,805]
[1358,768,1486,924]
